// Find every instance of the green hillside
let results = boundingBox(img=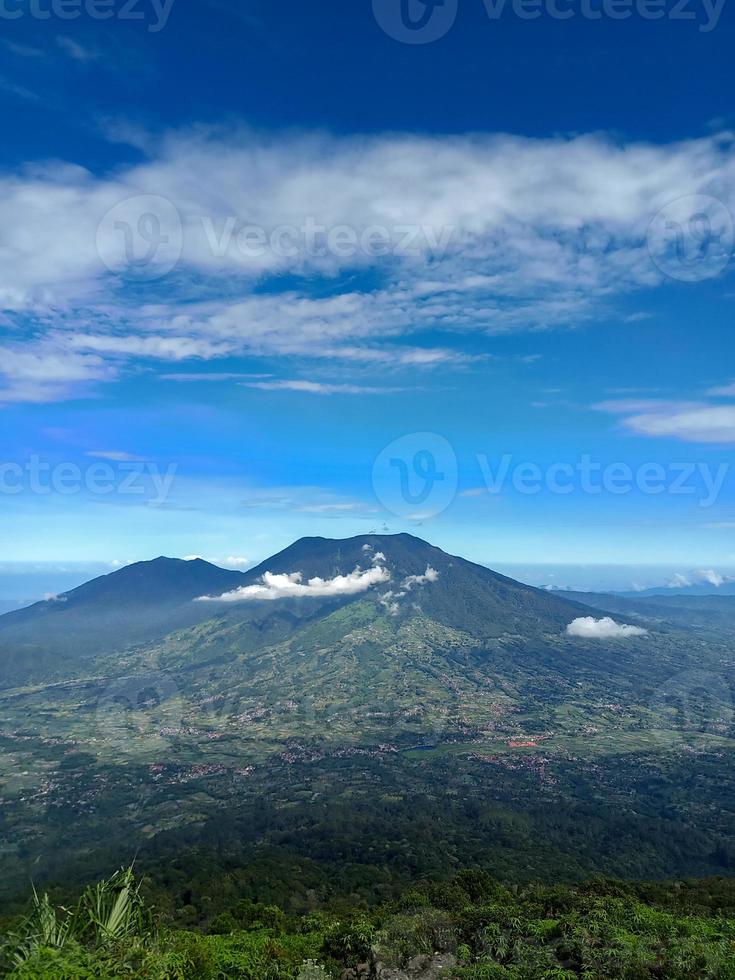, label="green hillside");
[0,535,734,914]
